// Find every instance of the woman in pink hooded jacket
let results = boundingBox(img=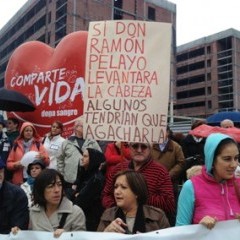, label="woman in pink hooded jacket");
[176,133,240,229]
[7,122,49,185]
